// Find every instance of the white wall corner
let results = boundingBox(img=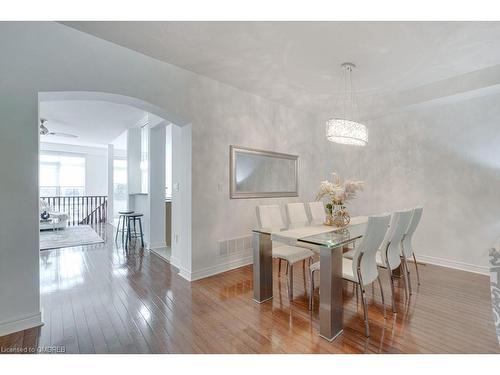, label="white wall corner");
[0,312,43,337]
